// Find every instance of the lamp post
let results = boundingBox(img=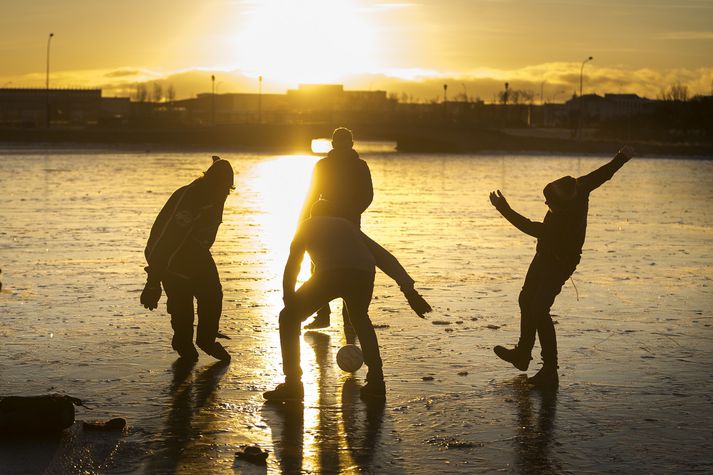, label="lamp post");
[211,74,215,127]
[258,75,263,124]
[577,56,593,139]
[46,32,54,128]
[579,56,593,98]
